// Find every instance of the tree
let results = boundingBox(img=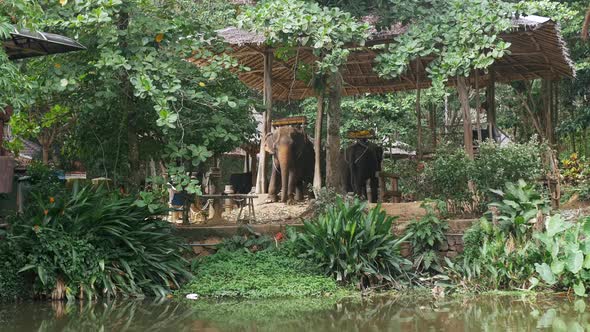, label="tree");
[238,0,369,193]
[4,1,257,193]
